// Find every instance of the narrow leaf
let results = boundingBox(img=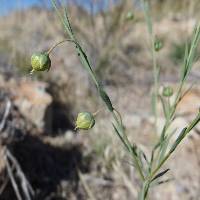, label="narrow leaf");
[98,87,114,112]
[152,168,170,182]
[159,95,170,119]
[112,123,129,152]
[169,127,187,154]
[150,178,173,188]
